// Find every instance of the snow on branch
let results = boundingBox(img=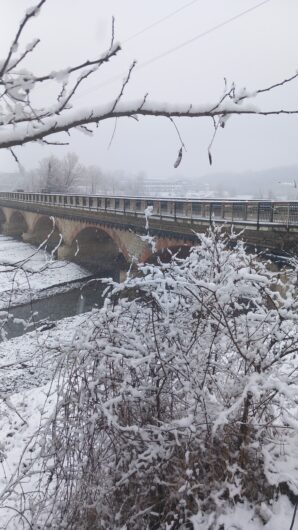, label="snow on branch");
[0,94,297,150]
[10,226,298,529]
[0,1,297,155]
[0,0,47,79]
